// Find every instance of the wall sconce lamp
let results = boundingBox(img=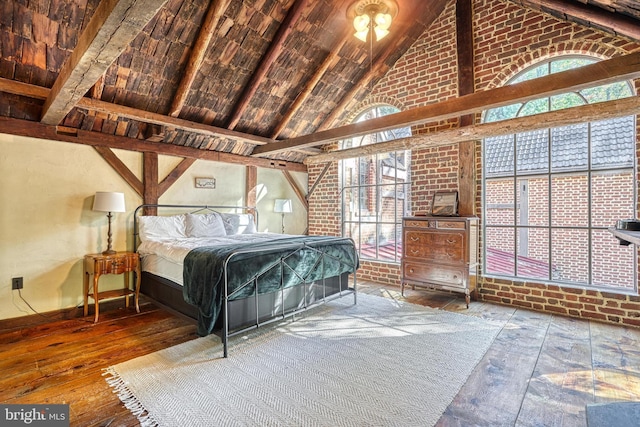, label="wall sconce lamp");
[93,191,125,255]
[347,0,398,43]
[274,199,292,234]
